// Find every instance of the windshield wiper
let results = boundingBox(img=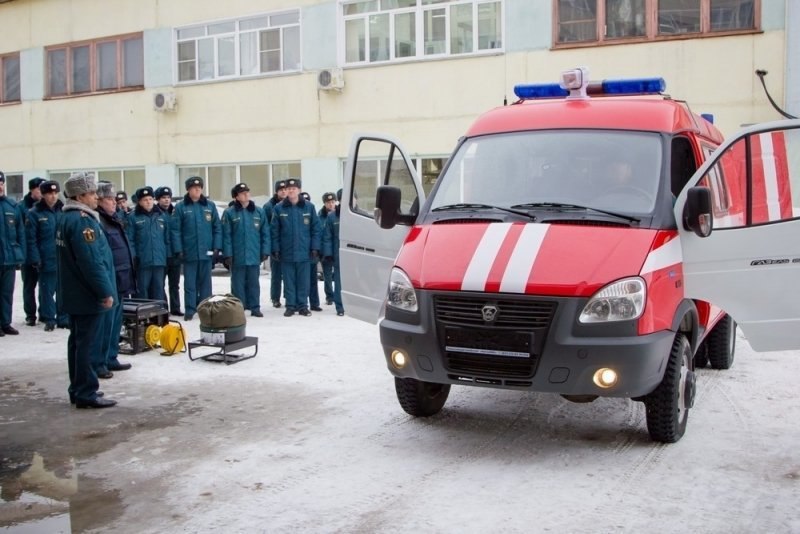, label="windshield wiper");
[432,203,537,221]
[510,202,640,224]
